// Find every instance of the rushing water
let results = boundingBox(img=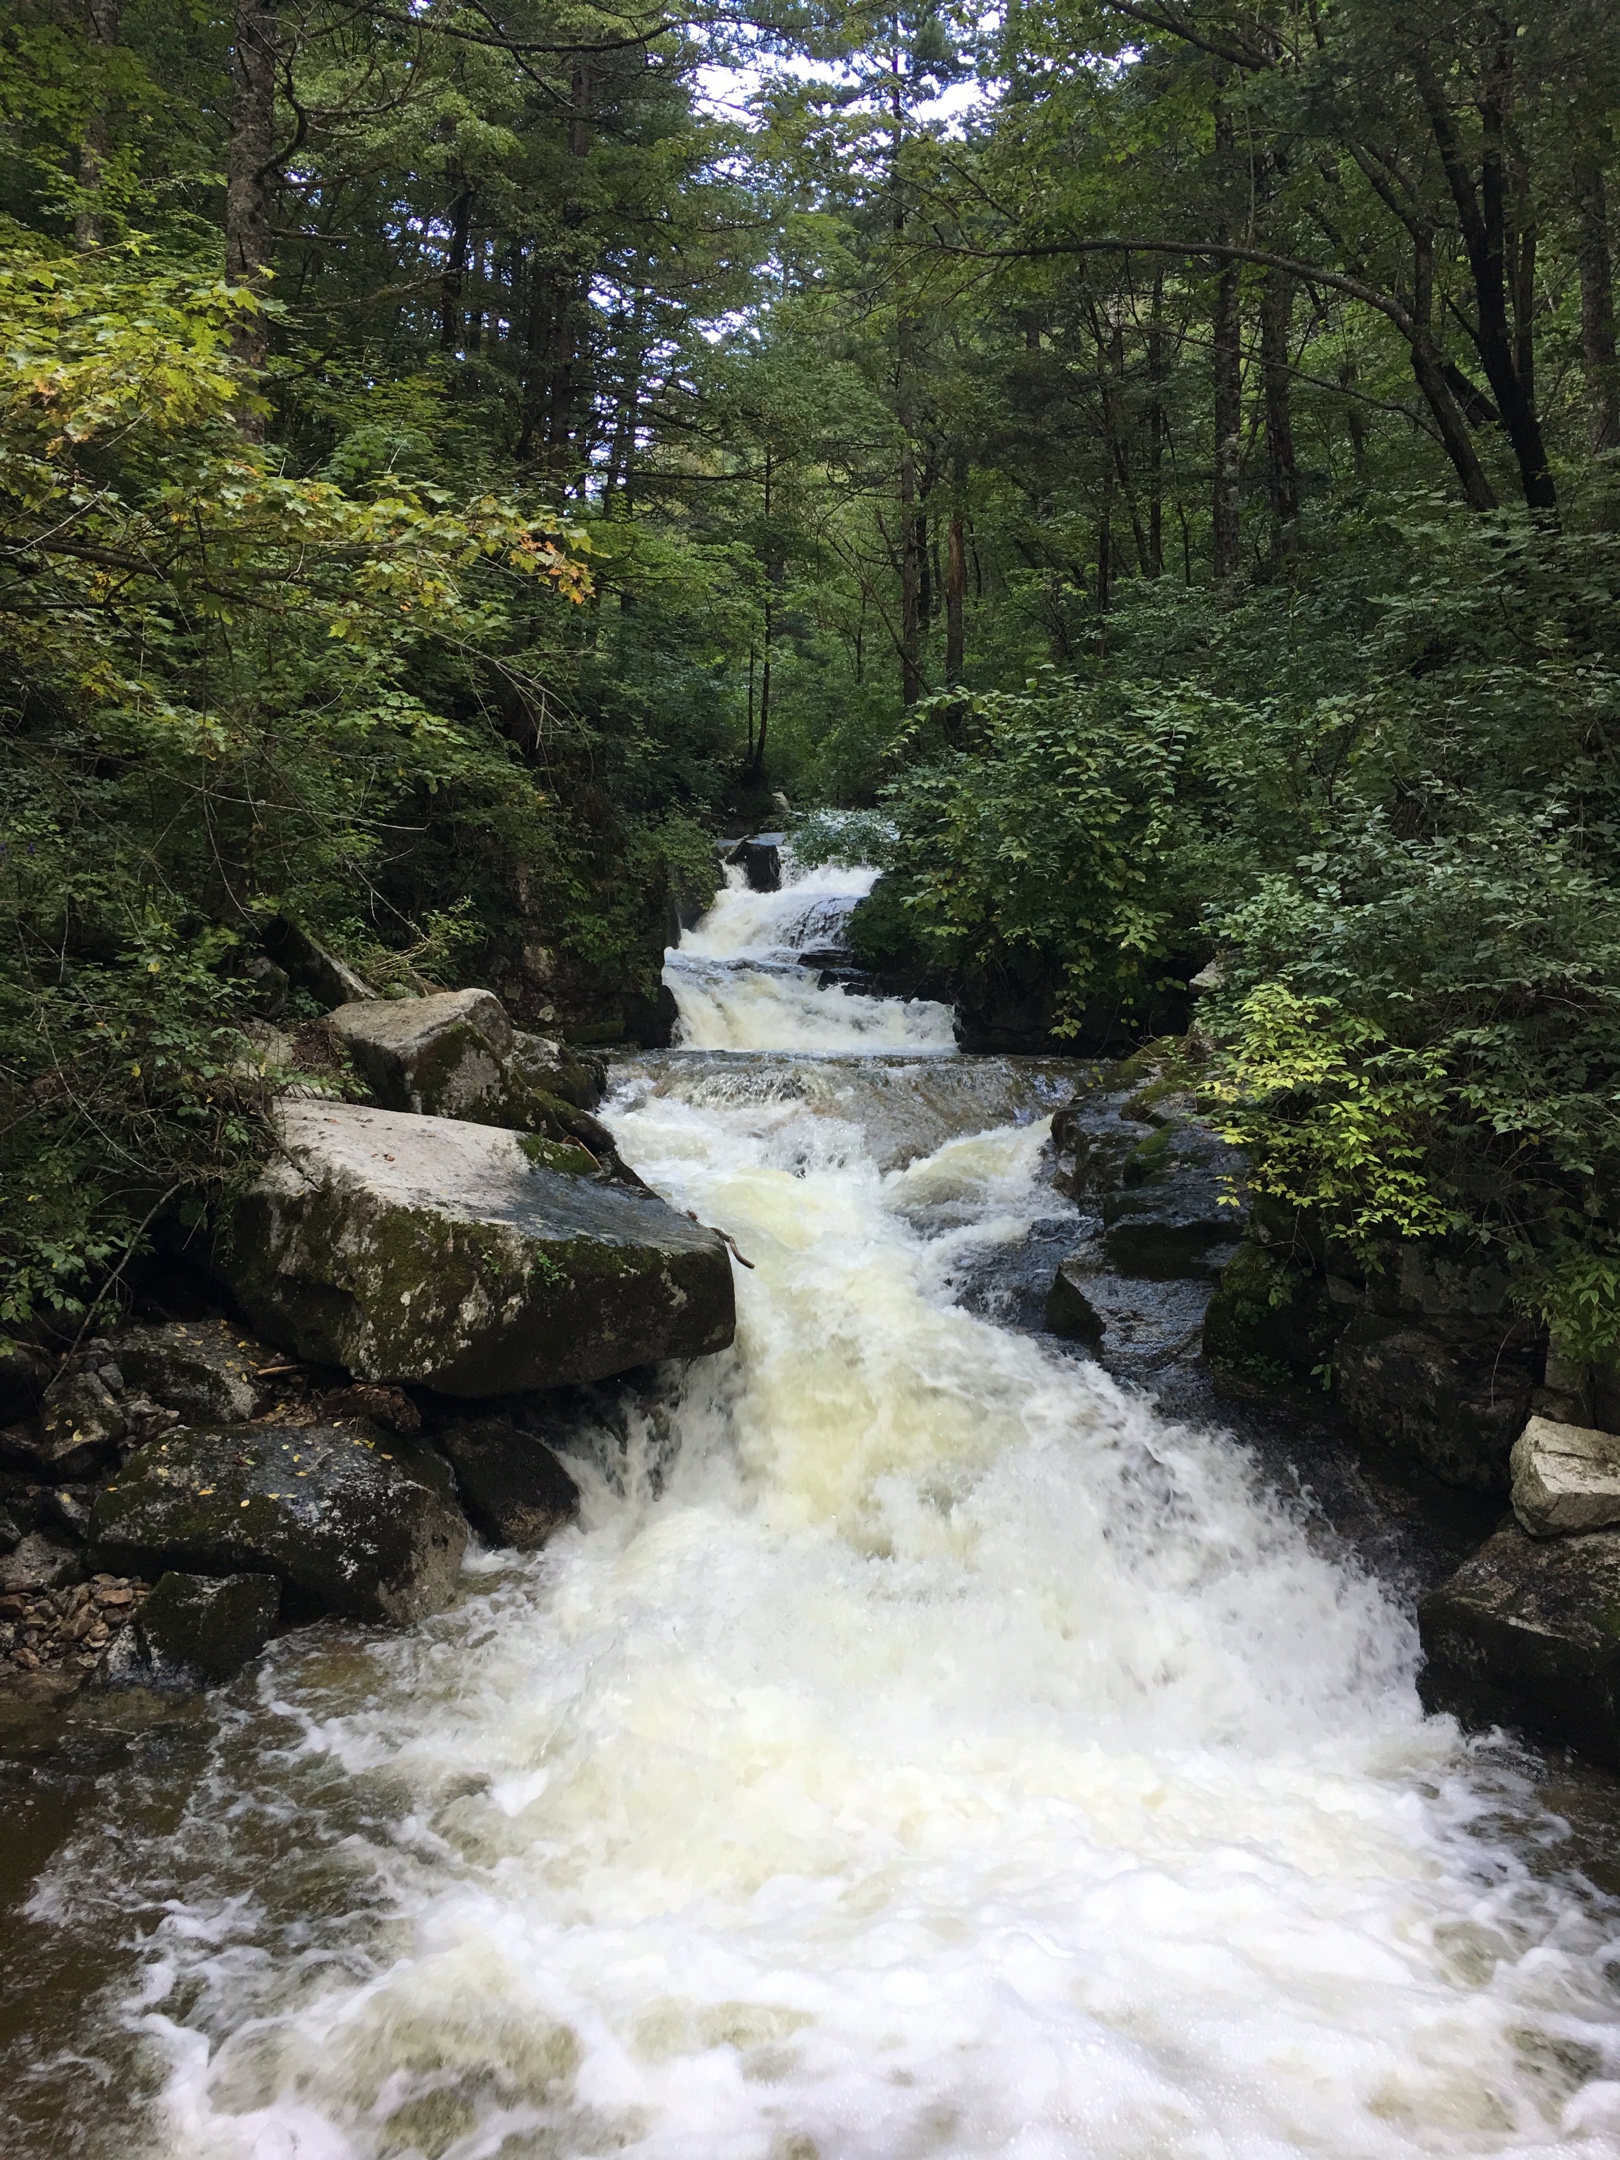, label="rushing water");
[6,862,1620,2159]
